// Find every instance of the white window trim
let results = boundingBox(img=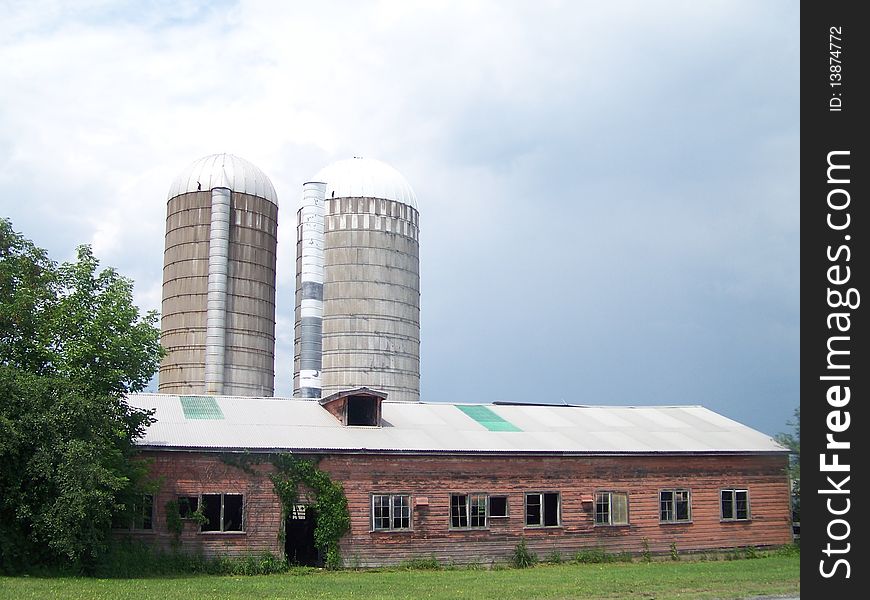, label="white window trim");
[449,493,489,530]
[524,491,561,528]
[720,488,751,522]
[594,491,629,526]
[371,493,412,532]
[659,488,692,524]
